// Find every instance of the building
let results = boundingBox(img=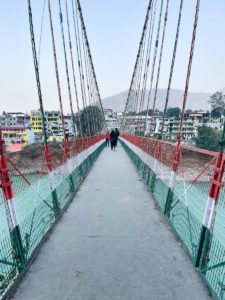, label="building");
[0,112,34,150]
[166,119,196,140]
[30,110,61,133]
[64,115,77,136]
[0,112,30,127]
[29,110,77,139]
[104,108,114,120]
[189,112,210,124]
[1,126,35,146]
[154,115,220,141]
[104,108,123,130]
